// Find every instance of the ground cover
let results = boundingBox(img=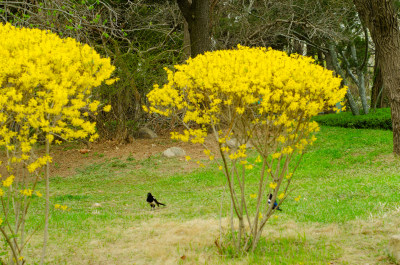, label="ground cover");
[17,126,400,264]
